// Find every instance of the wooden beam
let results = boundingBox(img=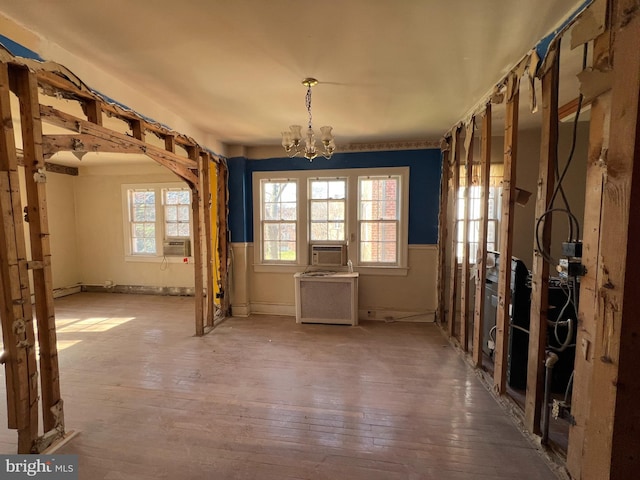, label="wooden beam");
[580,1,640,477]
[0,63,39,453]
[37,70,196,147]
[202,153,214,328]
[472,105,492,368]
[190,147,205,336]
[494,76,519,395]
[566,34,612,478]
[460,119,475,352]
[165,134,176,153]
[39,107,198,185]
[524,46,559,434]
[44,162,78,176]
[436,143,450,326]
[446,126,462,339]
[84,99,103,126]
[216,161,230,316]
[13,66,65,439]
[131,119,146,142]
